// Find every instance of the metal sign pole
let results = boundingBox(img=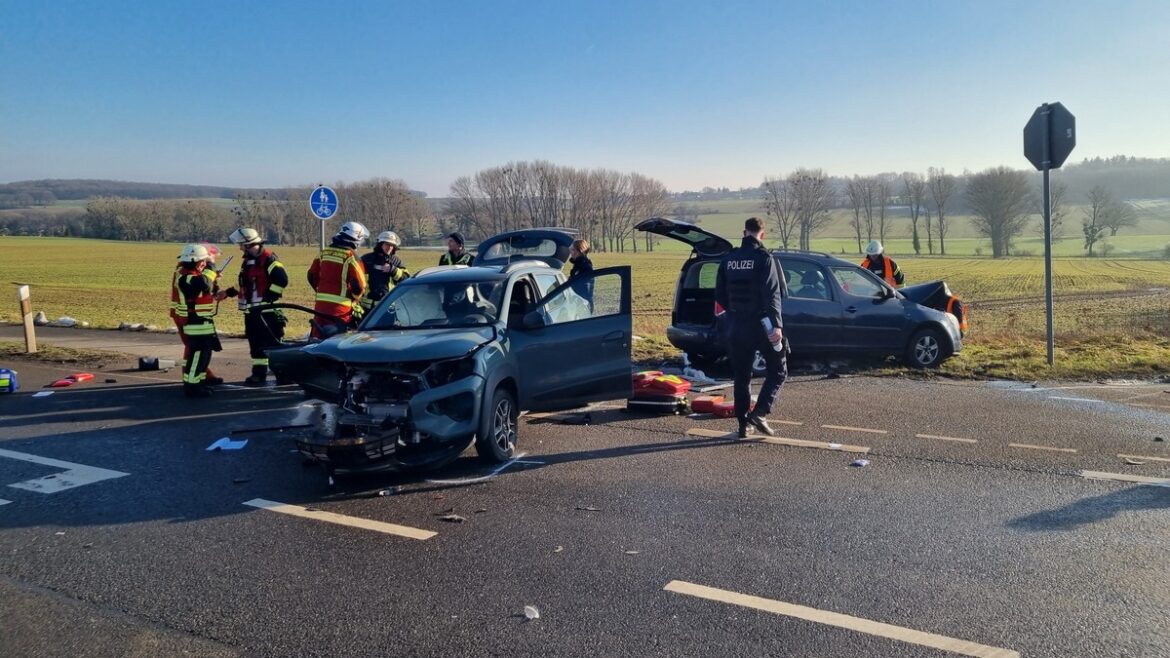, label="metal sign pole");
[1041,104,1055,366]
